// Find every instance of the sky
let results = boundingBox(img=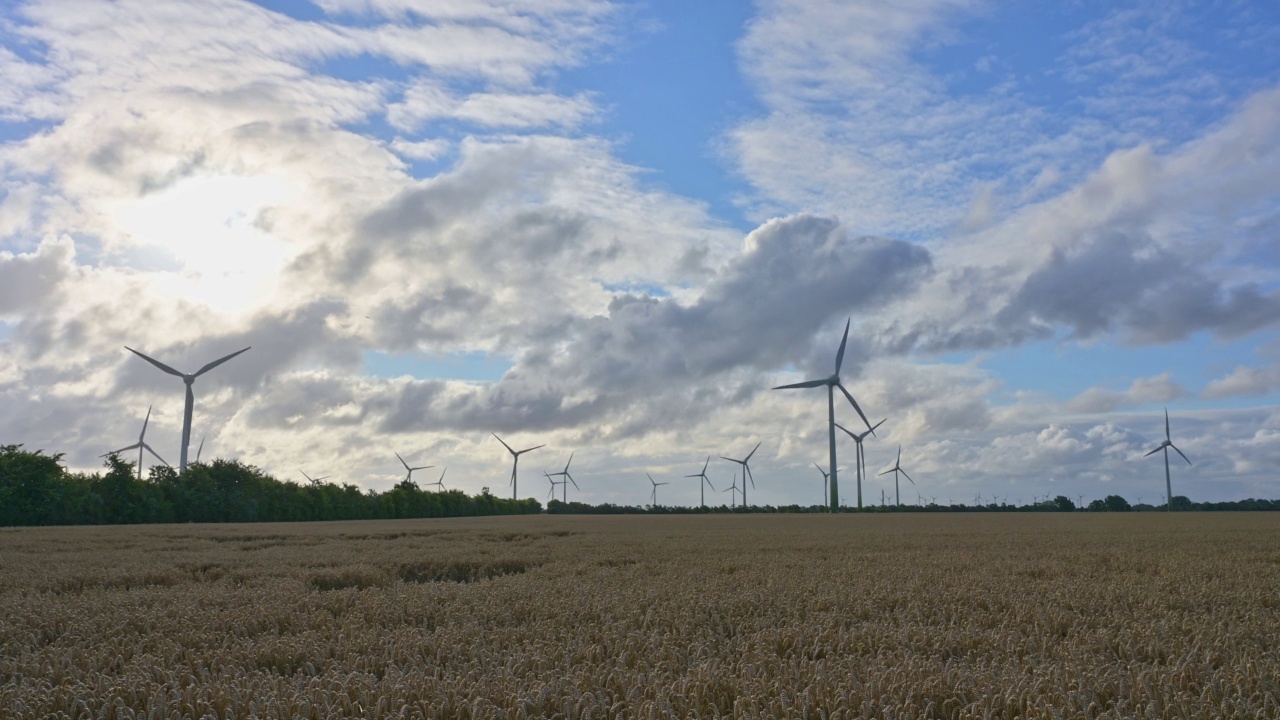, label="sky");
[2,0,1278,509]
